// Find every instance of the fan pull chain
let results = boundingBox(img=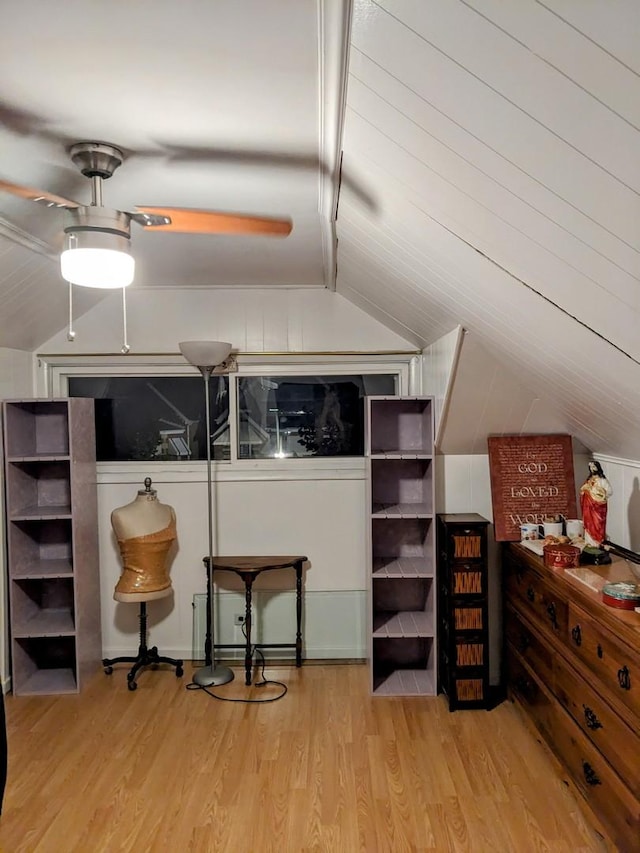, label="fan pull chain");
[67,280,76,341]
[121,286,130,354]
